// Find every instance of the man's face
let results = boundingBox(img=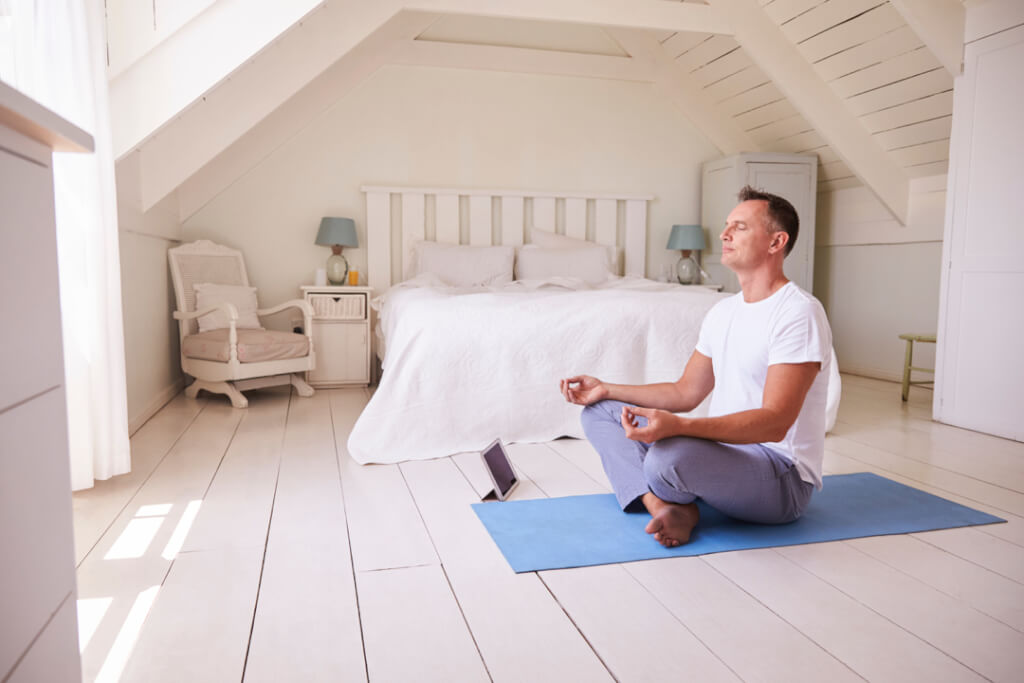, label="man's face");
[720,200,780,271]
